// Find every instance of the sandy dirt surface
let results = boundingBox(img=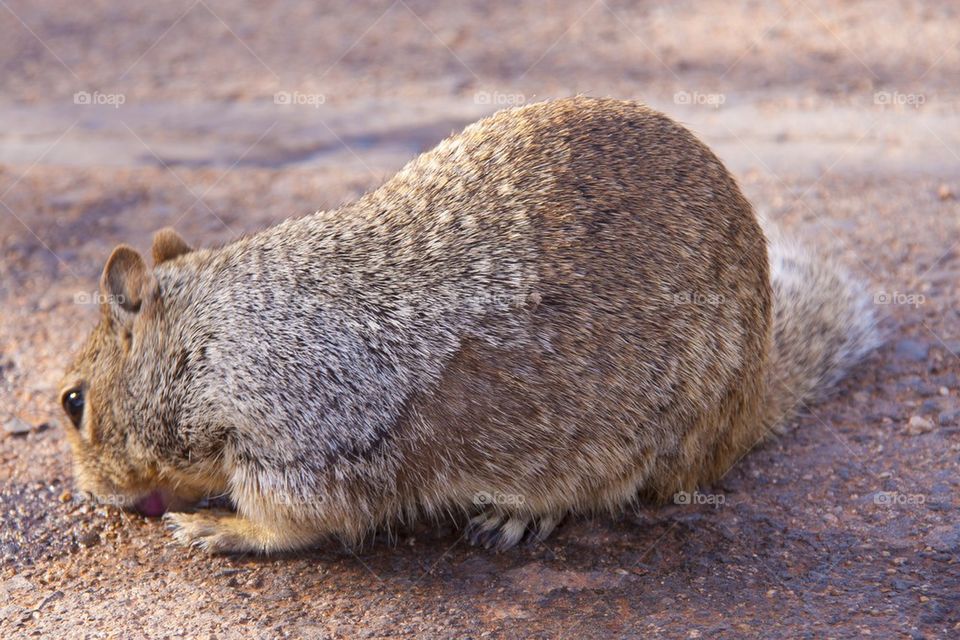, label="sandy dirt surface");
[1,1,958,638]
